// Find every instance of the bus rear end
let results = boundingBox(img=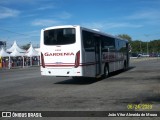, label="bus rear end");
[40,25,83,77]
